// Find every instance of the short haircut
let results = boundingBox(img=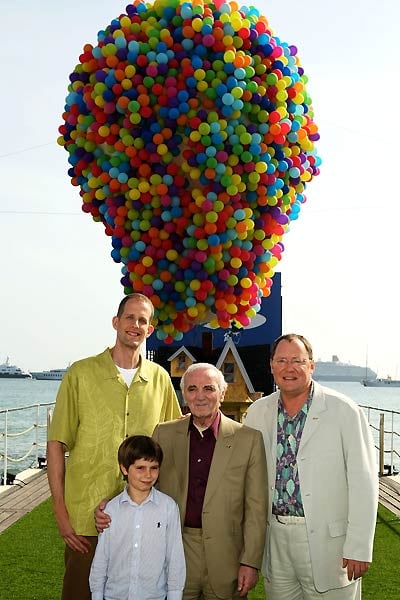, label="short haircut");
[118,435,163,476]
[117,293,155,320]
[180,362,228,393]
[270,333,314,360]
